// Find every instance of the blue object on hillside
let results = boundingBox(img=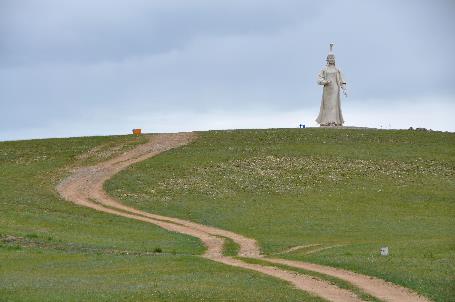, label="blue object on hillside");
[299,124,306,128]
